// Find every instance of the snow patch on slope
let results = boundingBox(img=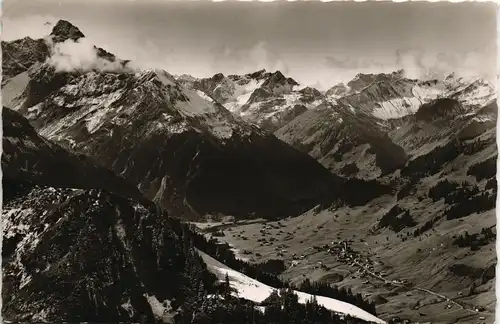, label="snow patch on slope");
[412,84,445,102]
[175,88,218,117]
[196,90,215,103]
[371,97,423,120]
[85,107,110,134]
[224,78,266,113]
[241,92,321,121]
[452,82,495,108]
[144,294,172,321]
[120,298,135,318]
[152,69,177,87]
[206,259,385,323]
